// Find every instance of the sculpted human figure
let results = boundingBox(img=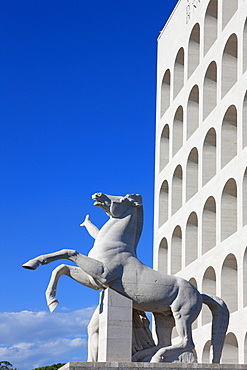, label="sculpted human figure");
[23,192,229,363]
